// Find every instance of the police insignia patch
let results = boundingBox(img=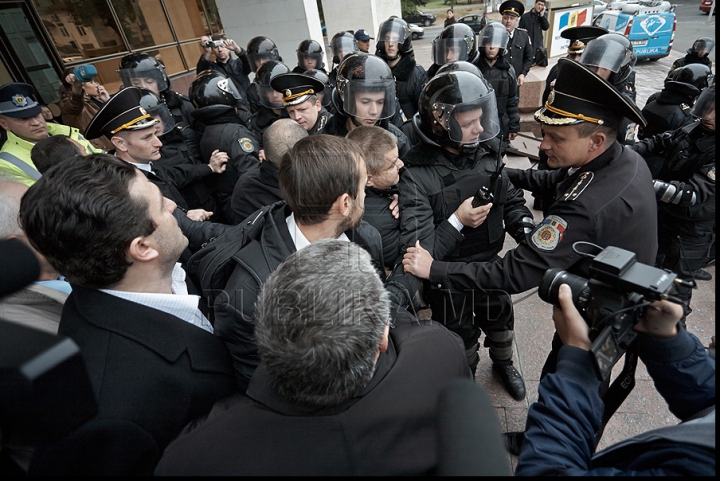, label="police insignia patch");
[531,215,567,251]
[708,167,715,181]
[239,137,254,152]
[12,94,28,107]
